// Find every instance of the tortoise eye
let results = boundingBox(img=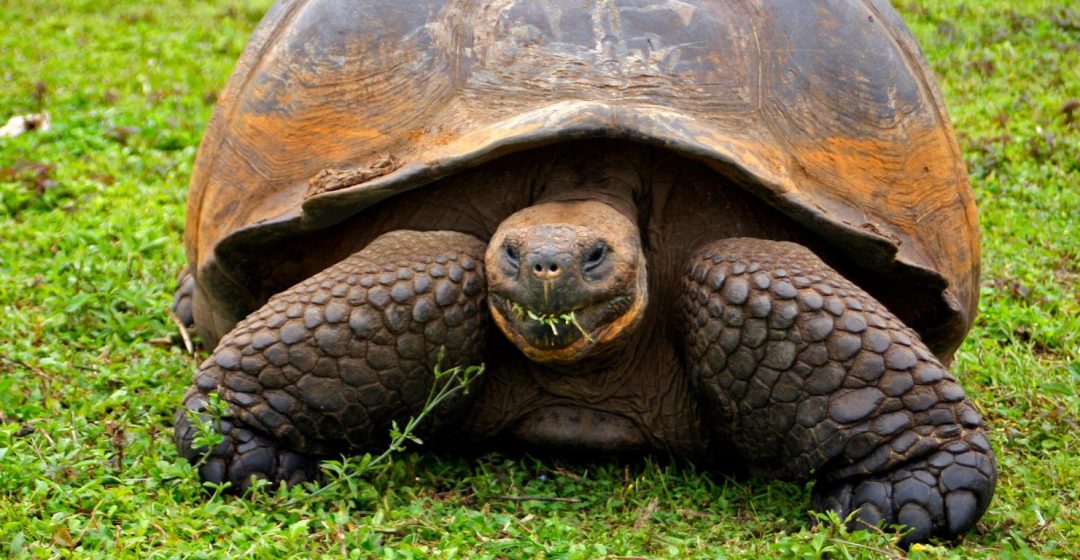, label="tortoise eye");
[583,243,607,272]
[504,244,520,269]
